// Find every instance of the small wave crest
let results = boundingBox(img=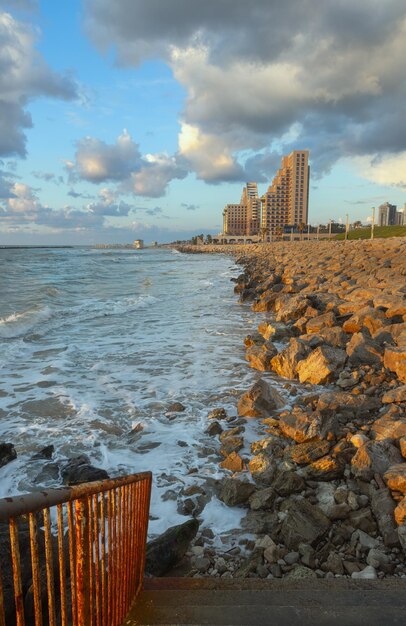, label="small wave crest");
[0,307,52,339]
